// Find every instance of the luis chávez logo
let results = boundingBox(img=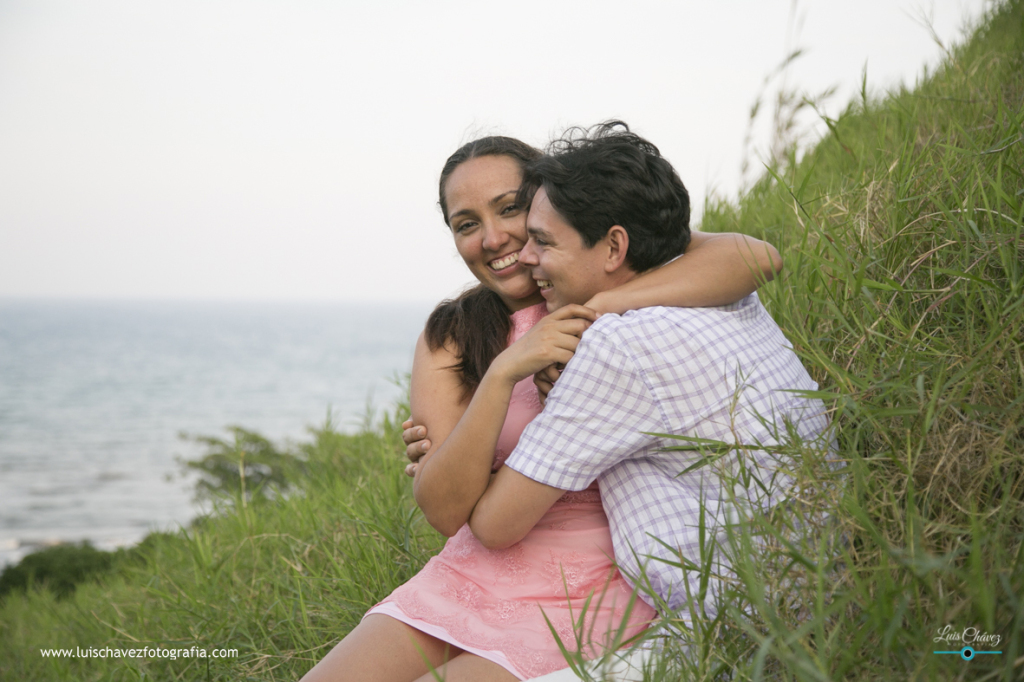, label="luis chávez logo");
[932,625,1002,661]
